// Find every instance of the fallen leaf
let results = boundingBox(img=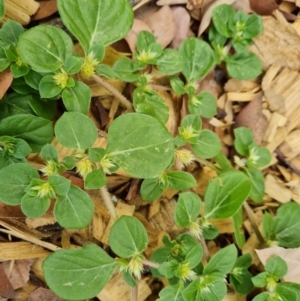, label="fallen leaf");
[0,69,13,99]
[2,259,34,290]
[27,288,64,301]
[198,0,236,36]
[0,265,17,298]
[170,6,191,49]
[232,0,253,13]
[249,0,278,15]
[186,0,204,10]
[31,0,57,20]
[234,92,268,144]
[124,19,152,53]
[256,247,300,284]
